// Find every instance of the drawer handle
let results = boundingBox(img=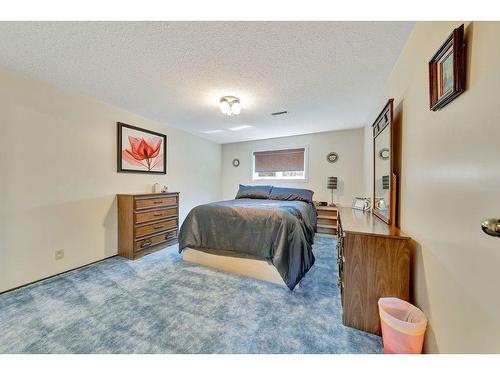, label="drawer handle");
[141,239,152,248]
[153,200,163,204]
[153,213,164,217]
[154,225,164,230]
